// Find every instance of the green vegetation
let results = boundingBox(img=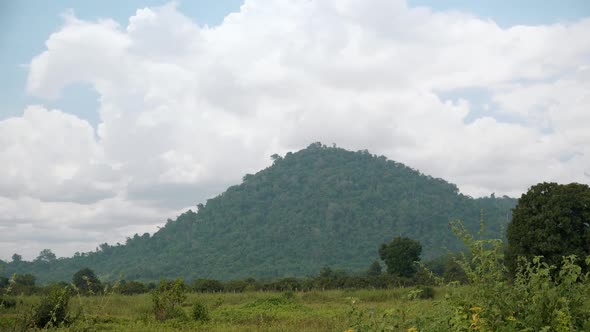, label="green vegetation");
[152,279,188,321]
[506,182,590,274]
[2,181,590,330]
[191,301,210,322]
[2,144,589,330]
[29,287,71,329]
[379,236,422,277]
[72,268,103,295]
[2,143,516,283]
[0,288,443,331]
